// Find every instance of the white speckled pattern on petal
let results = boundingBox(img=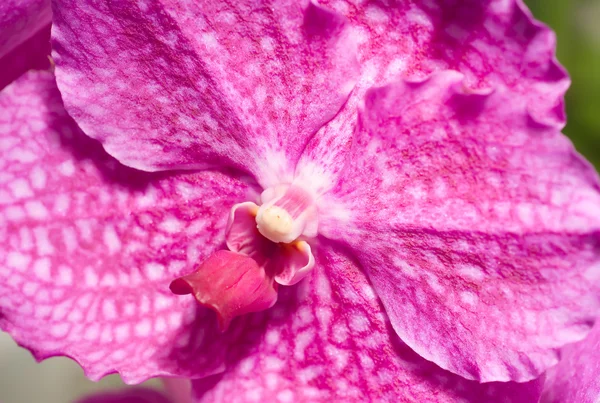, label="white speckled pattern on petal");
[51,0,359,187]
[318,0,569,127]
[296,0,570,195]
[191,247,544,402]
[318,71,600,382]
[0,71,260,383]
